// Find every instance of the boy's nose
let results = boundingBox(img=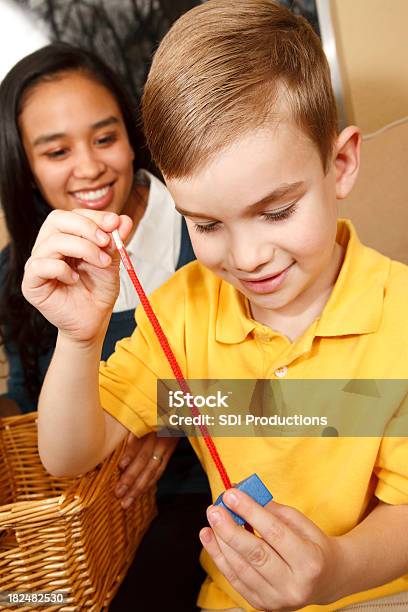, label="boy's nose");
[229,239,275,274]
